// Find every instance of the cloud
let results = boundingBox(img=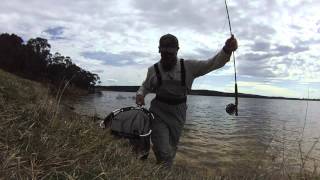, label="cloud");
[43,26,66,40]
[251,41,271,51]
[1,0,320,97]
[106,79,118,83]
[186,48,219,60]
[80,50,154,67]
[131,0,228,33]
[238,23,276,41]
[44,26,64,36]
[91,69,104,74]
[236,40,312,81]
[272,44,309,56]
[81,51,137,66]
[235,81,300,98]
